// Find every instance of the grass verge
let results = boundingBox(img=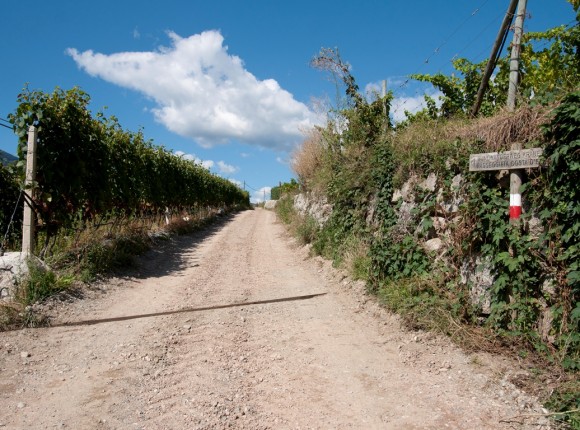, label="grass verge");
[0,208,244,330]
